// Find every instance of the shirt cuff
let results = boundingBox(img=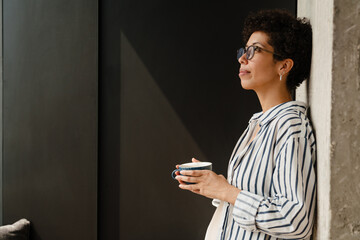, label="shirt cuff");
[232,190,263,231]
[212,199,221,207]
